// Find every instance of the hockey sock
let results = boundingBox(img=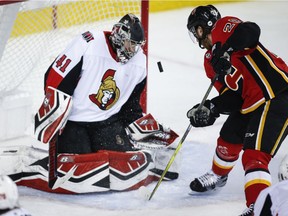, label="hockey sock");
[242,149,272,206]
[212,137,243,176]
